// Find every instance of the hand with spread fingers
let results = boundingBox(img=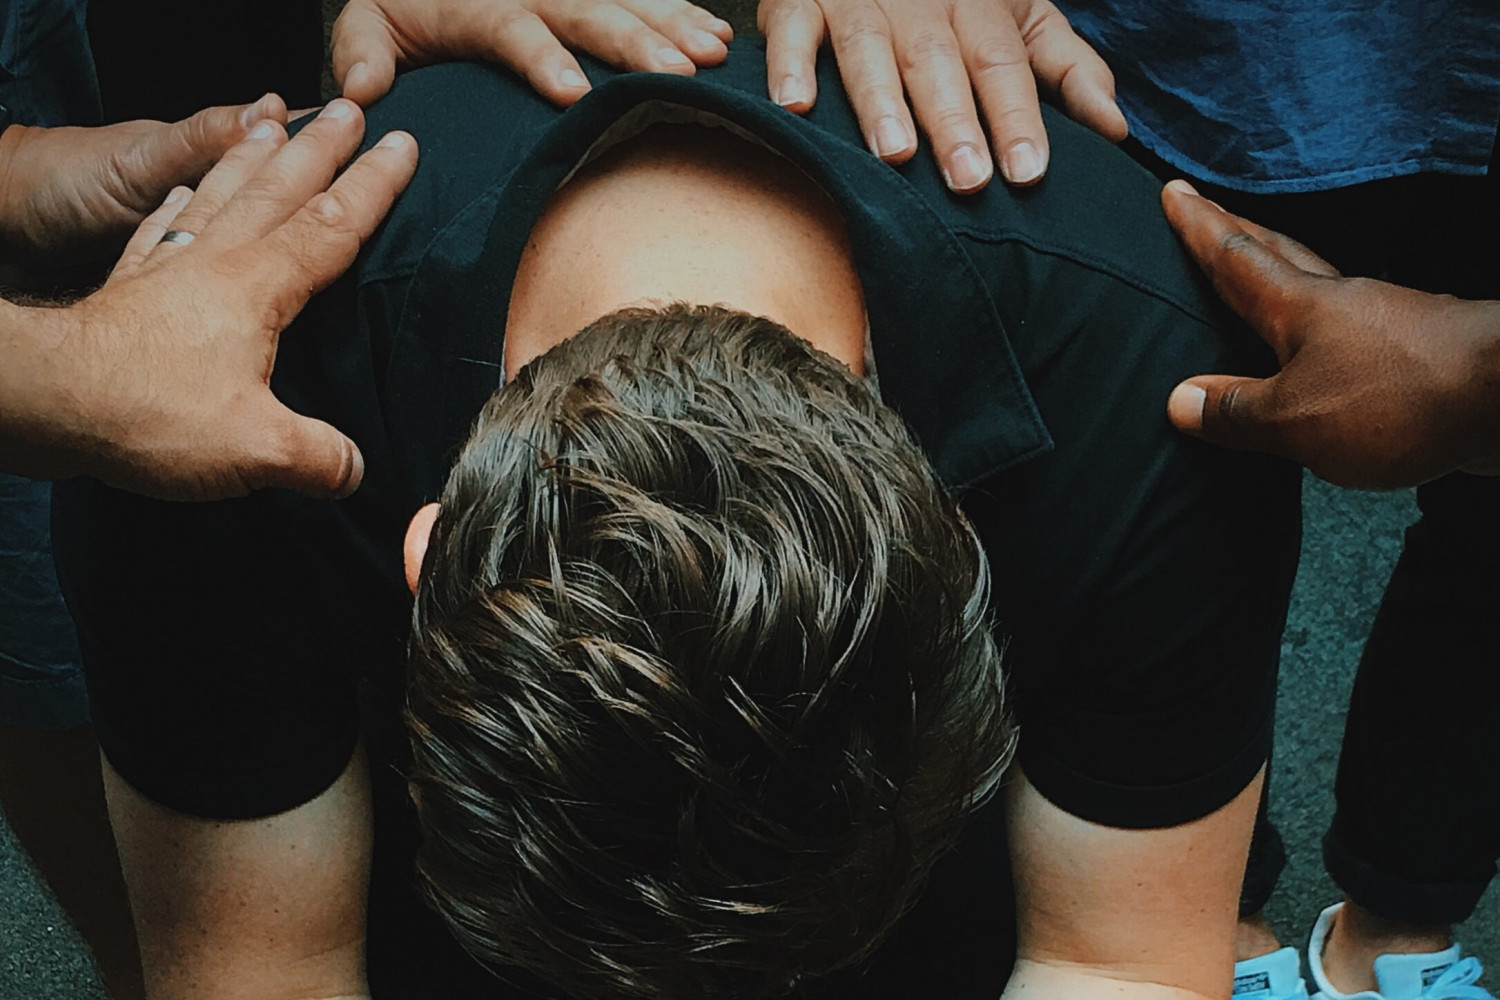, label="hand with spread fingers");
[758,0,1126,192]
[0,93,289,262]
[1162,179,1500,489]
[332,0,733,108]
[0,100,419,501]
